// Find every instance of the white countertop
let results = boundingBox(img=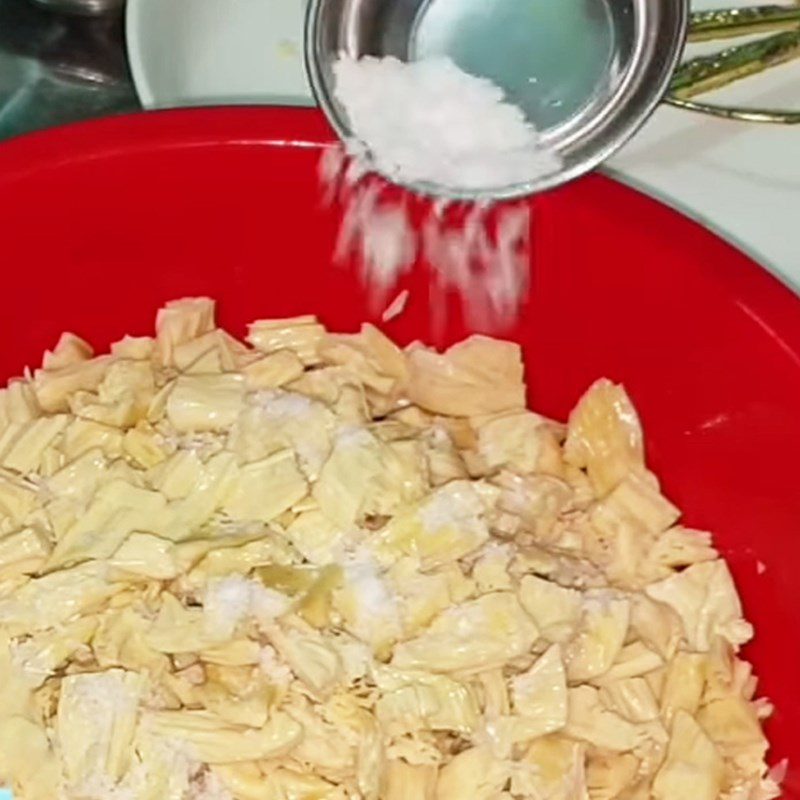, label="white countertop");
[611,0,800,291]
